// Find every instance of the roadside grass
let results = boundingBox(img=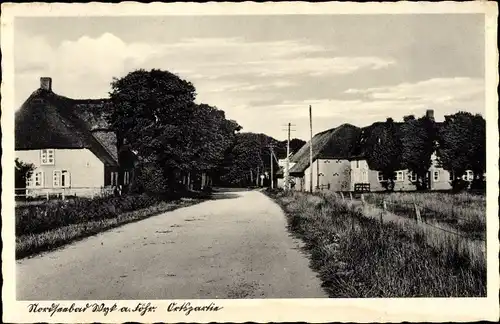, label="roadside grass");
[16,195,205,260]
[266,190,486,297]
[364,192,486,240]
